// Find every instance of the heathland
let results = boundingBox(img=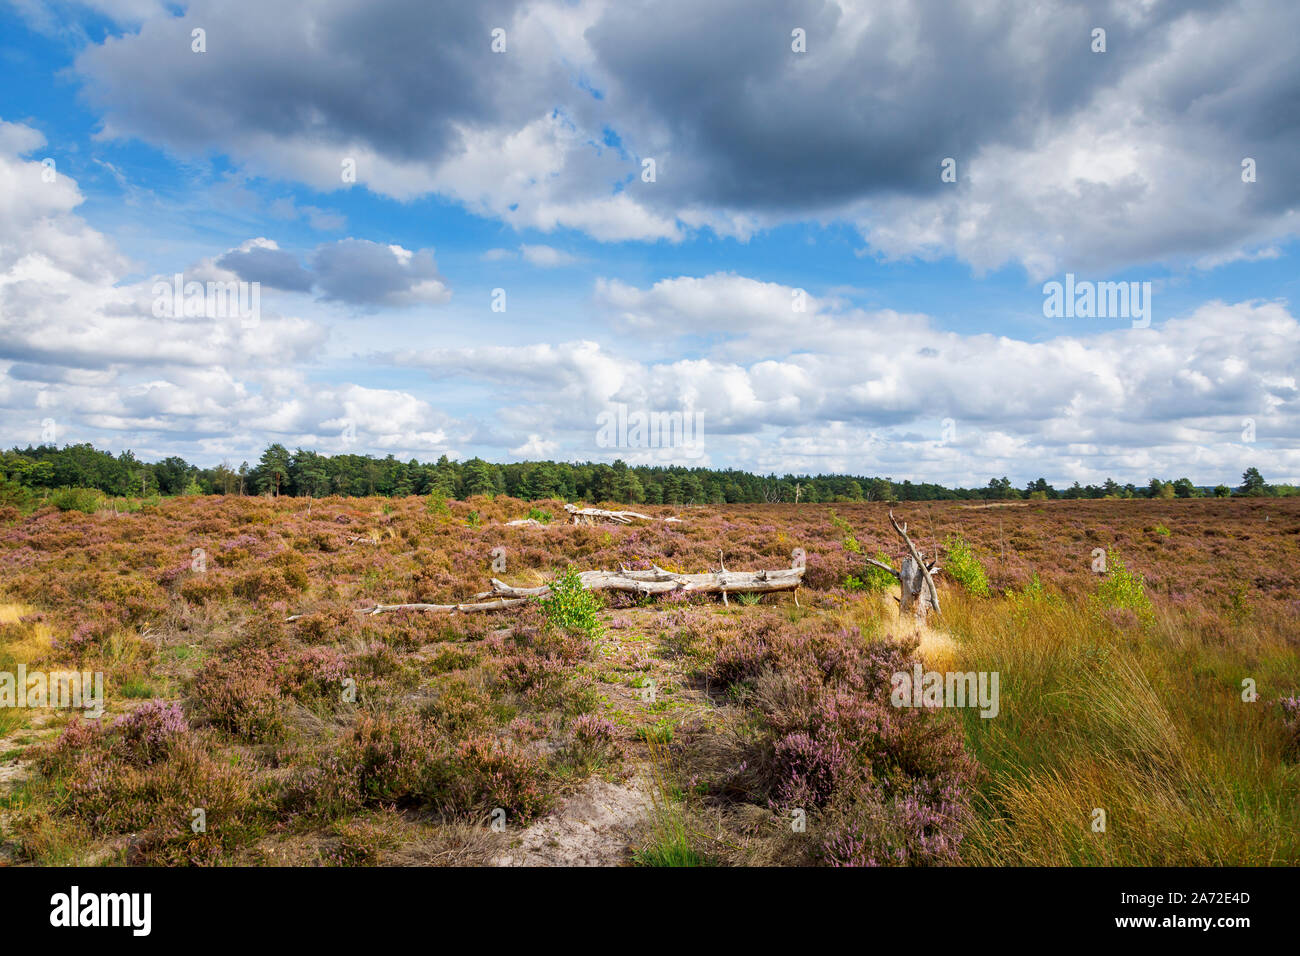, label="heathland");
[0,495,1296,866]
